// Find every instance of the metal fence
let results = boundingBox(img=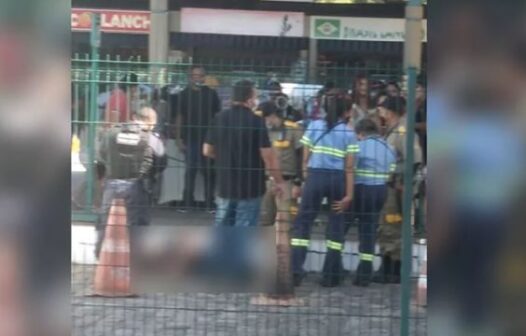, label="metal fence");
[71,55,427,336]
